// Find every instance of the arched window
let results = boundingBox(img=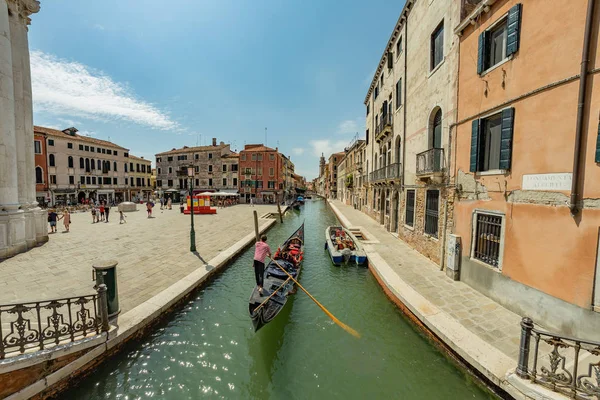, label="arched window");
[35,166,43,183]
[90,159,95,170]
[79,157,84,169]
[395,136,402,164]
[97,160,101,170]
[124,163,128,173]
[113,161,117,172]
[431,108,442,149]
[49,154,55,167]
[68,156,73,168]
[85,158,90,172]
